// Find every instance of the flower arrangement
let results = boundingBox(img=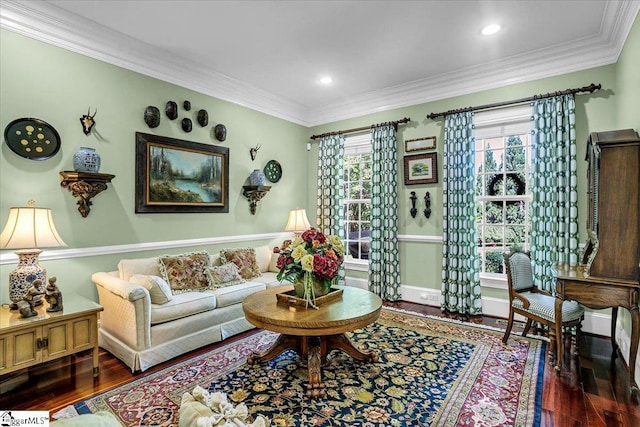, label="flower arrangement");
[274,227,345,308]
